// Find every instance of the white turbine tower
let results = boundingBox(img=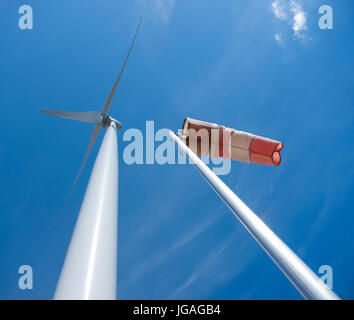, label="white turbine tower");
[41,18,141,300]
